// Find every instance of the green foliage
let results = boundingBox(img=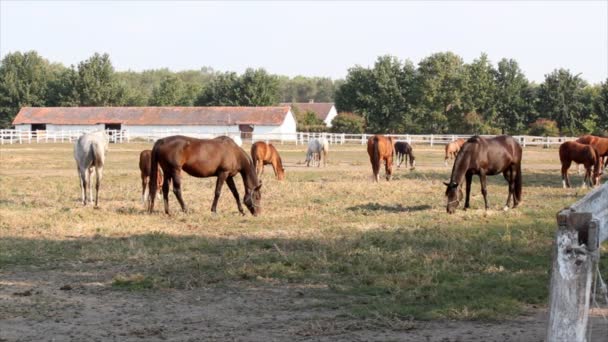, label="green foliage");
[330,112,366,133]
[292,106,327,132]
[76,53,123,106]
[197,68,279,106]
[280,76,338,103]
[527,119,560,136]
[493,59,534,134]
[0,51,54,128]
[149,75,200,106]
[538,69,587,136]
[595,79,608,134]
